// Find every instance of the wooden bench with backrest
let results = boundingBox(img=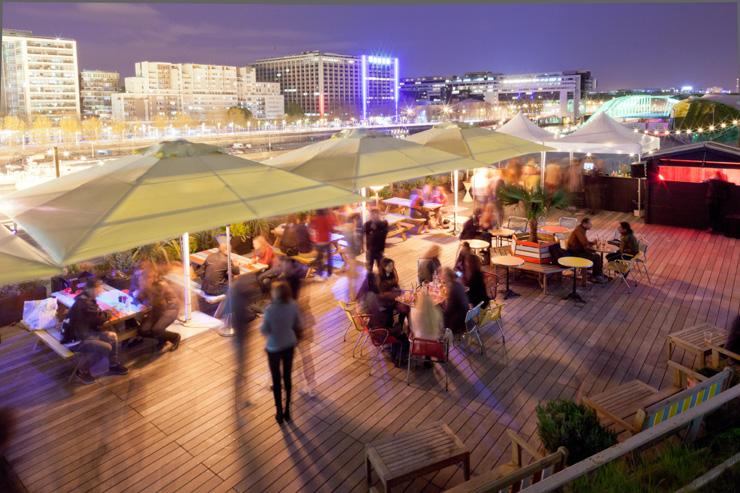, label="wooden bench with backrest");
[511,262,568,294]
[583,362,733,437]
[709,344,739,370]
[444,430,567,493]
